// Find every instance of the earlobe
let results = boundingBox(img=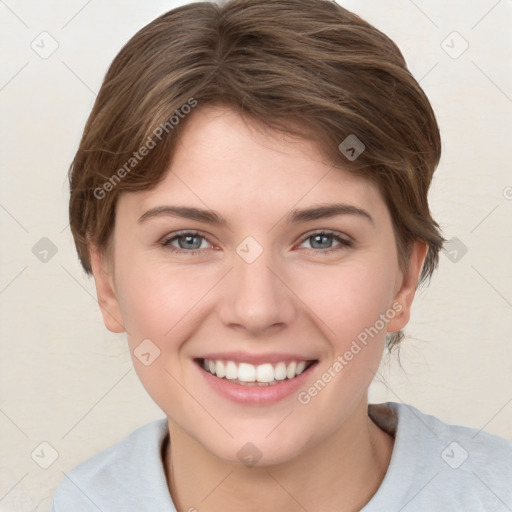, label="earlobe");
[89,244,126,333]
[386,240,428,333]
